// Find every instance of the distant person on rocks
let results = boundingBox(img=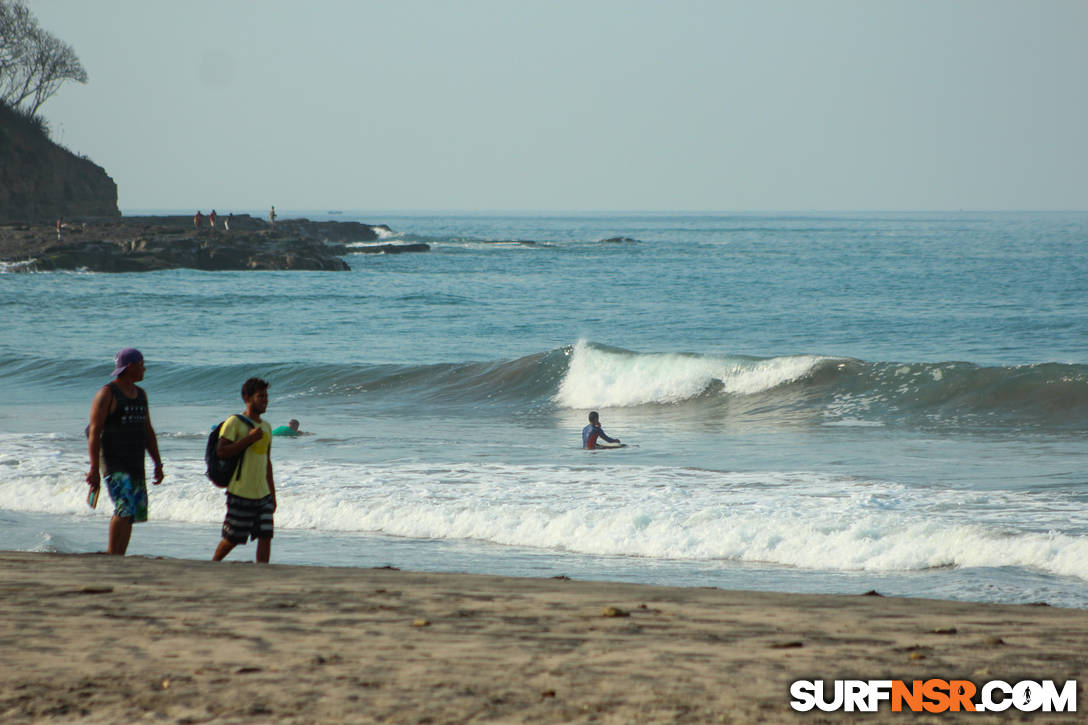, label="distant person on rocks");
[213,377,277,564]
[56,217,62,242]
[225,213,232,233]
[194,211,204,232]
[272,419,306,437]
[86,348,165,555]
[269,205,277,230]
[209,209,217,231]
[582,411,620,449]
